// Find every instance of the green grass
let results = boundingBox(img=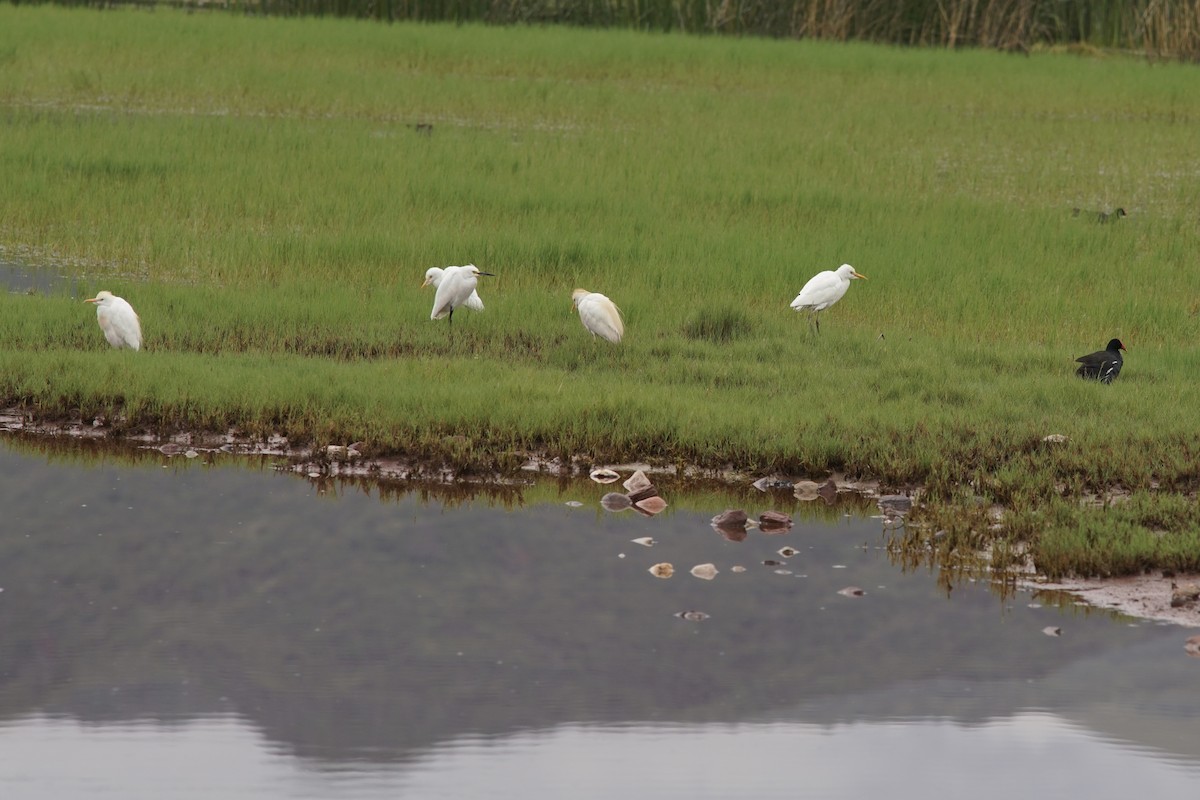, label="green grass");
[3,7,1200,577]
